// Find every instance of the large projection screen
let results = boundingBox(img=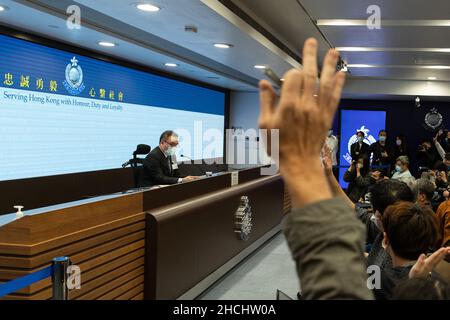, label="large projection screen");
[0,34,225,182]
